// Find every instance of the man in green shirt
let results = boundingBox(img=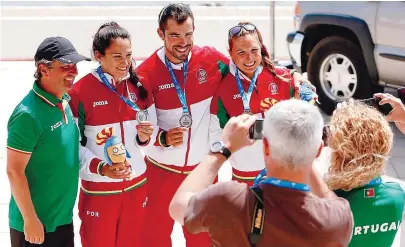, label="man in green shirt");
[6,37,90,247]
